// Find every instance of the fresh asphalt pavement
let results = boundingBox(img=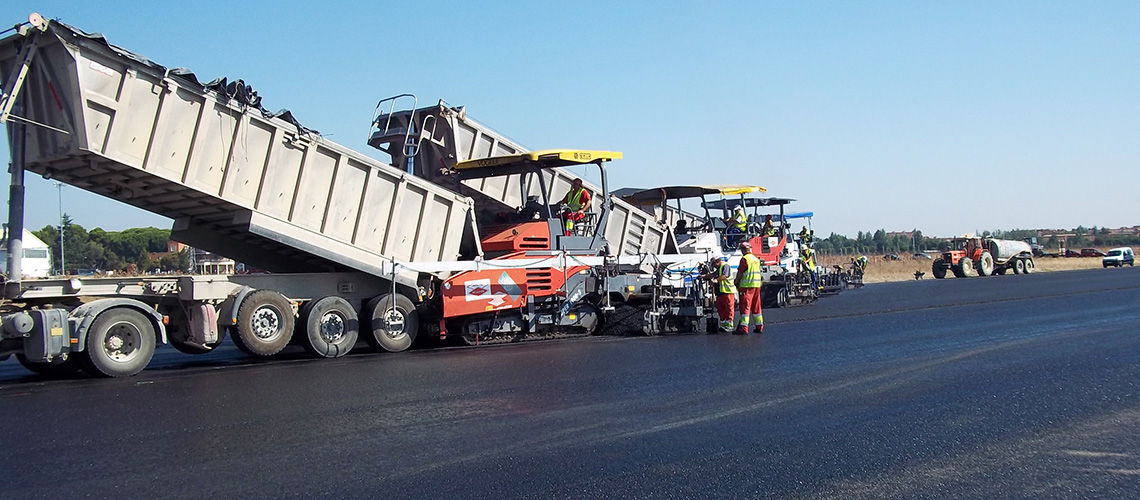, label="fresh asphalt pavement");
[2,266,1139,499]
